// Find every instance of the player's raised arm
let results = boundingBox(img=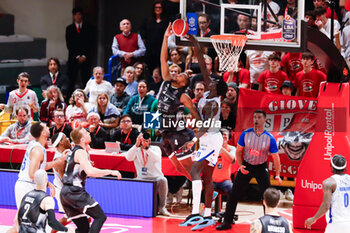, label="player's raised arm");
[185,34,212,87]
[161,23,172,81]
[75,149,121,179]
